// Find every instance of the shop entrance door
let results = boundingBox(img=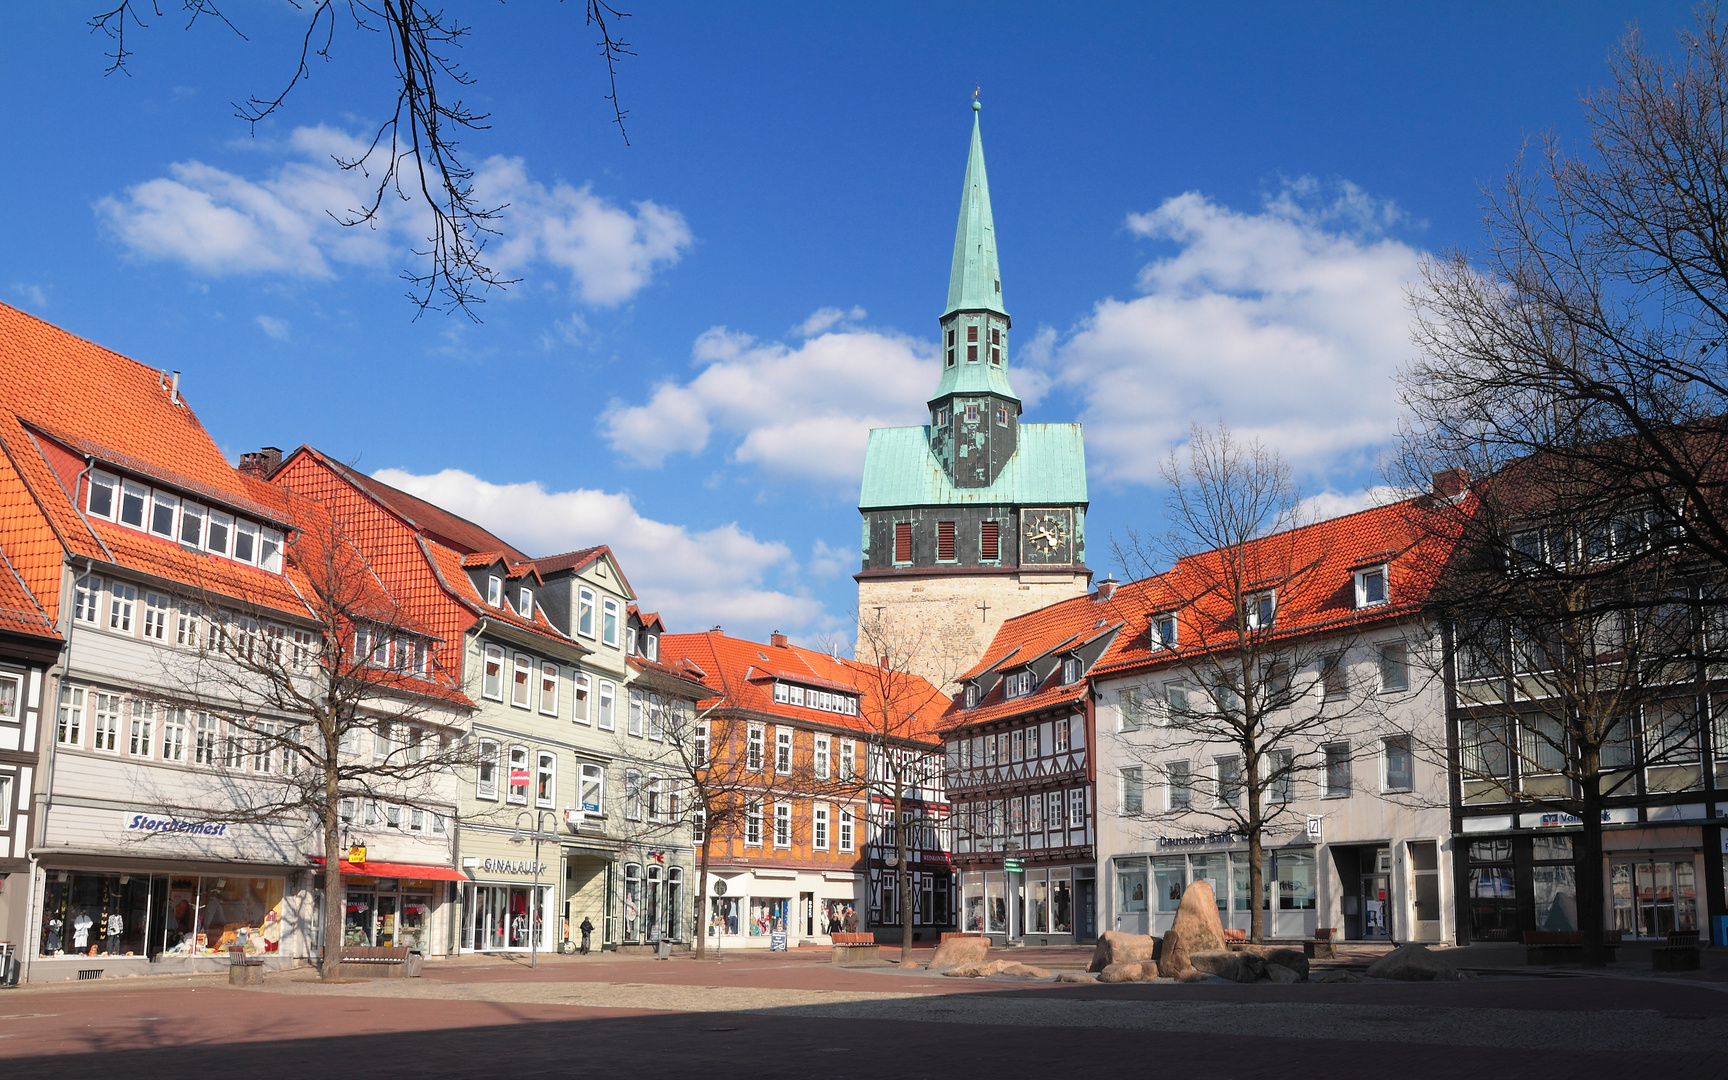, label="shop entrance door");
[801,892,815,937]
[375,895,398,947]
[1612,859,1699,938]
[1361,874,1391,939]
[1076,878,1097,941]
